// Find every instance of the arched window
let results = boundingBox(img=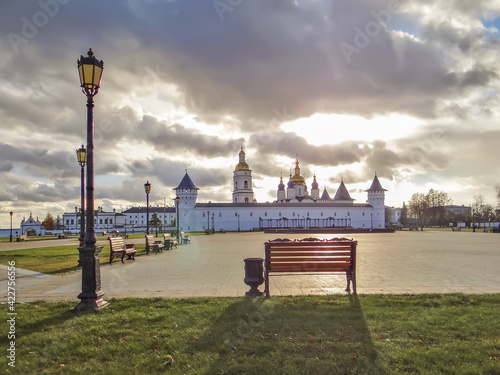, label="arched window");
[235,181,238,189]
[244,181,248,189]
[245,197,249,203]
